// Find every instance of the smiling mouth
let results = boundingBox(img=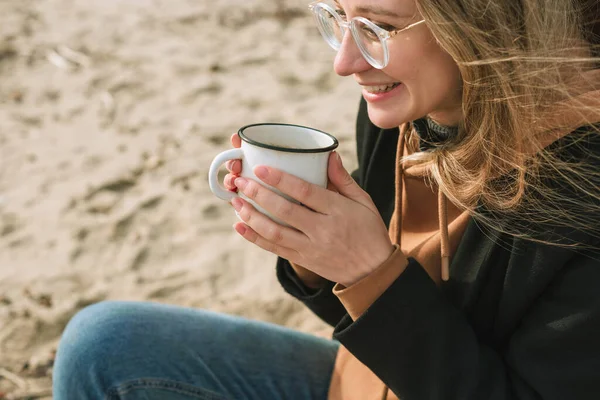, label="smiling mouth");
[363,82,401,94]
